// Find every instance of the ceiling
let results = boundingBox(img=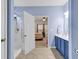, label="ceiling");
[35,16,48,20]
[35,16,48,25]
[14,0,68,6]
